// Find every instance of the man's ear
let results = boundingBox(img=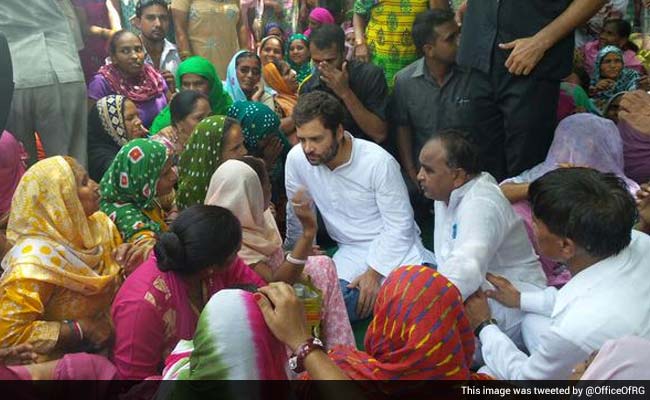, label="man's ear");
[452,168,470,189]
[560,237,578,261]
